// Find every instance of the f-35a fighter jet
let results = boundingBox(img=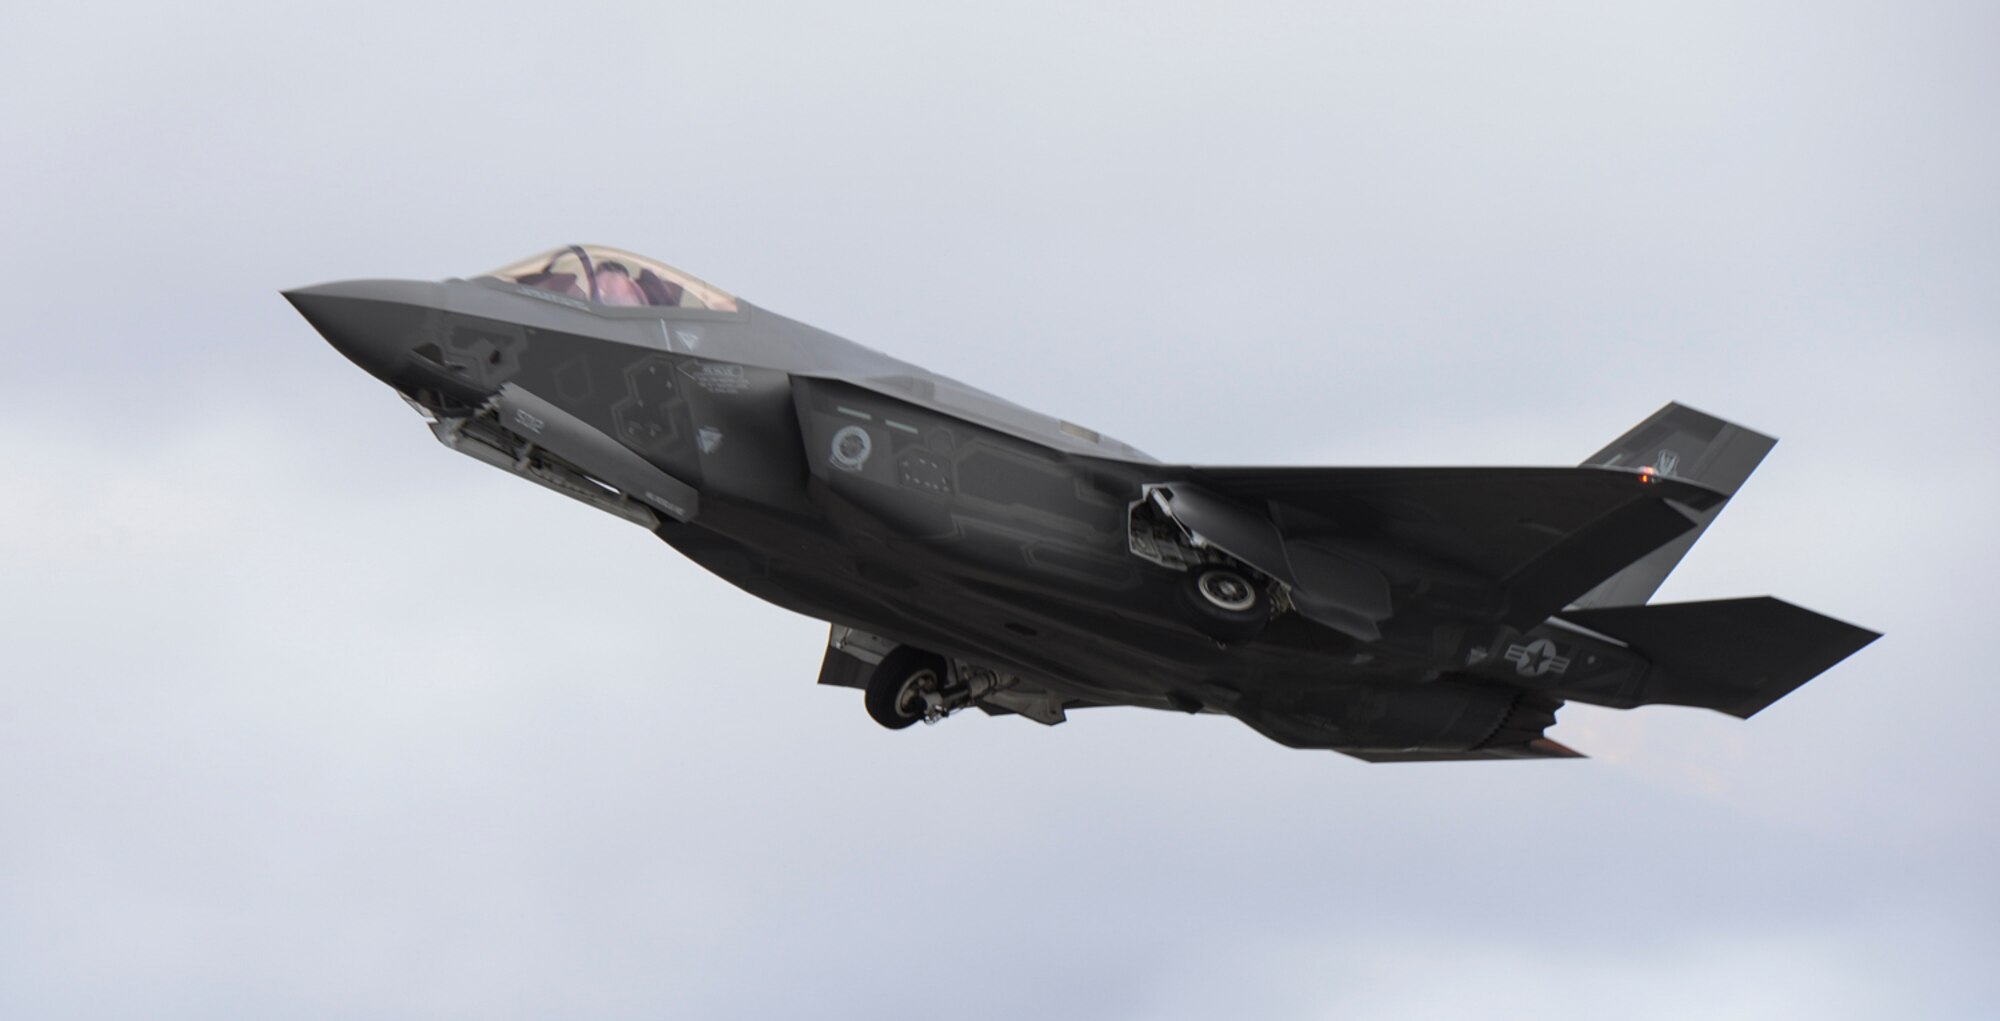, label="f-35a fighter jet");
[288,244,1877,762]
